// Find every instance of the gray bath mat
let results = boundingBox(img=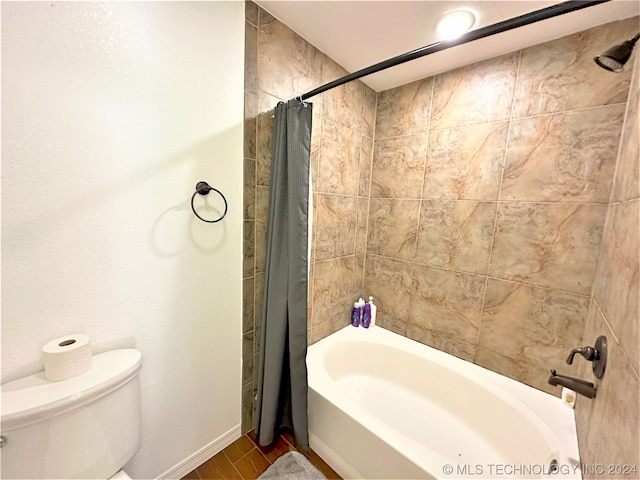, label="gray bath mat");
[258,451,327,480]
